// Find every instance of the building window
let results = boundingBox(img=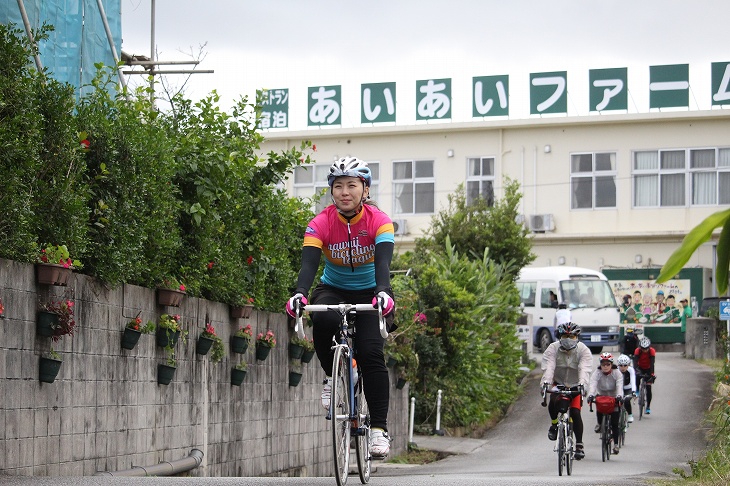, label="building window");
[393,159,434,214]
[294,162,379,213]
[466,157,495,206]
[570,152,616,209]
[633,148,730,207]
